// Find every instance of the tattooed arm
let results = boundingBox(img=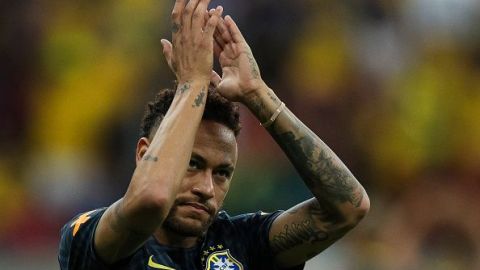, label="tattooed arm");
[92,0,223,264]
[245,86,369,267]
[213,16,370,268]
